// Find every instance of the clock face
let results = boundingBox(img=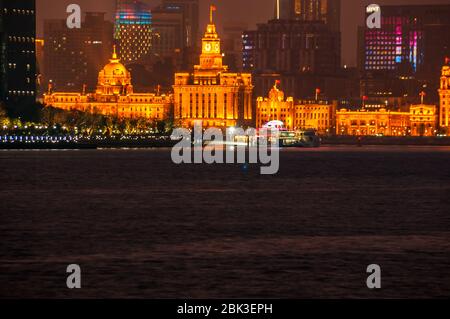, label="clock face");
[204,43,212,52]
[214,43,220,52]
